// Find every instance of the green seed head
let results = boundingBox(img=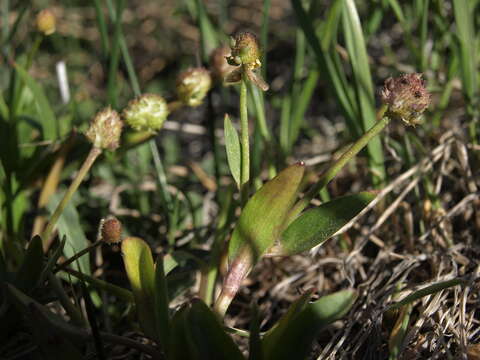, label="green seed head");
[85,107,123,150]
[228,31,261,69]
[123,94,169,132]
[176,67,212,107]
[381,73,431,126]
[36,9,56,36]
